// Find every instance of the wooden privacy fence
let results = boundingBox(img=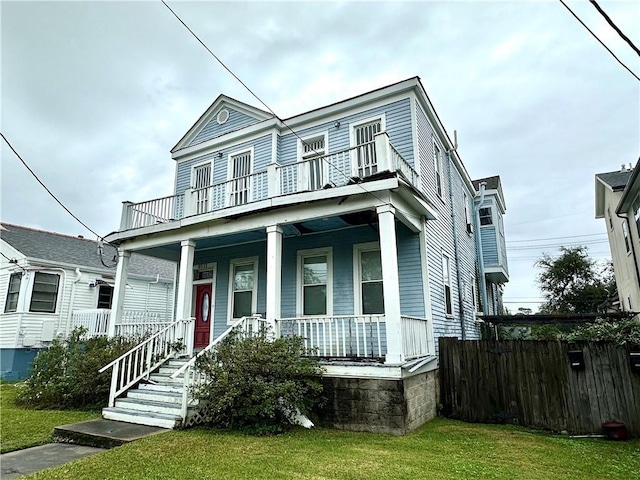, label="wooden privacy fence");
[439,338,640,437]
